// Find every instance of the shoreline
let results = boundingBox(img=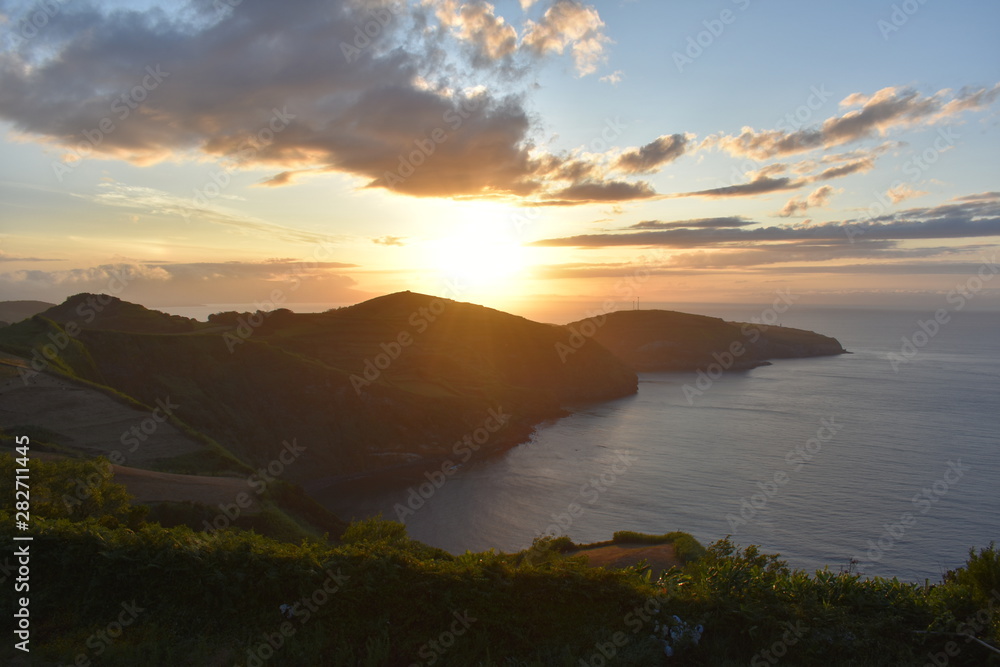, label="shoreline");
[303,352,851,504]
[305,420,539,500]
